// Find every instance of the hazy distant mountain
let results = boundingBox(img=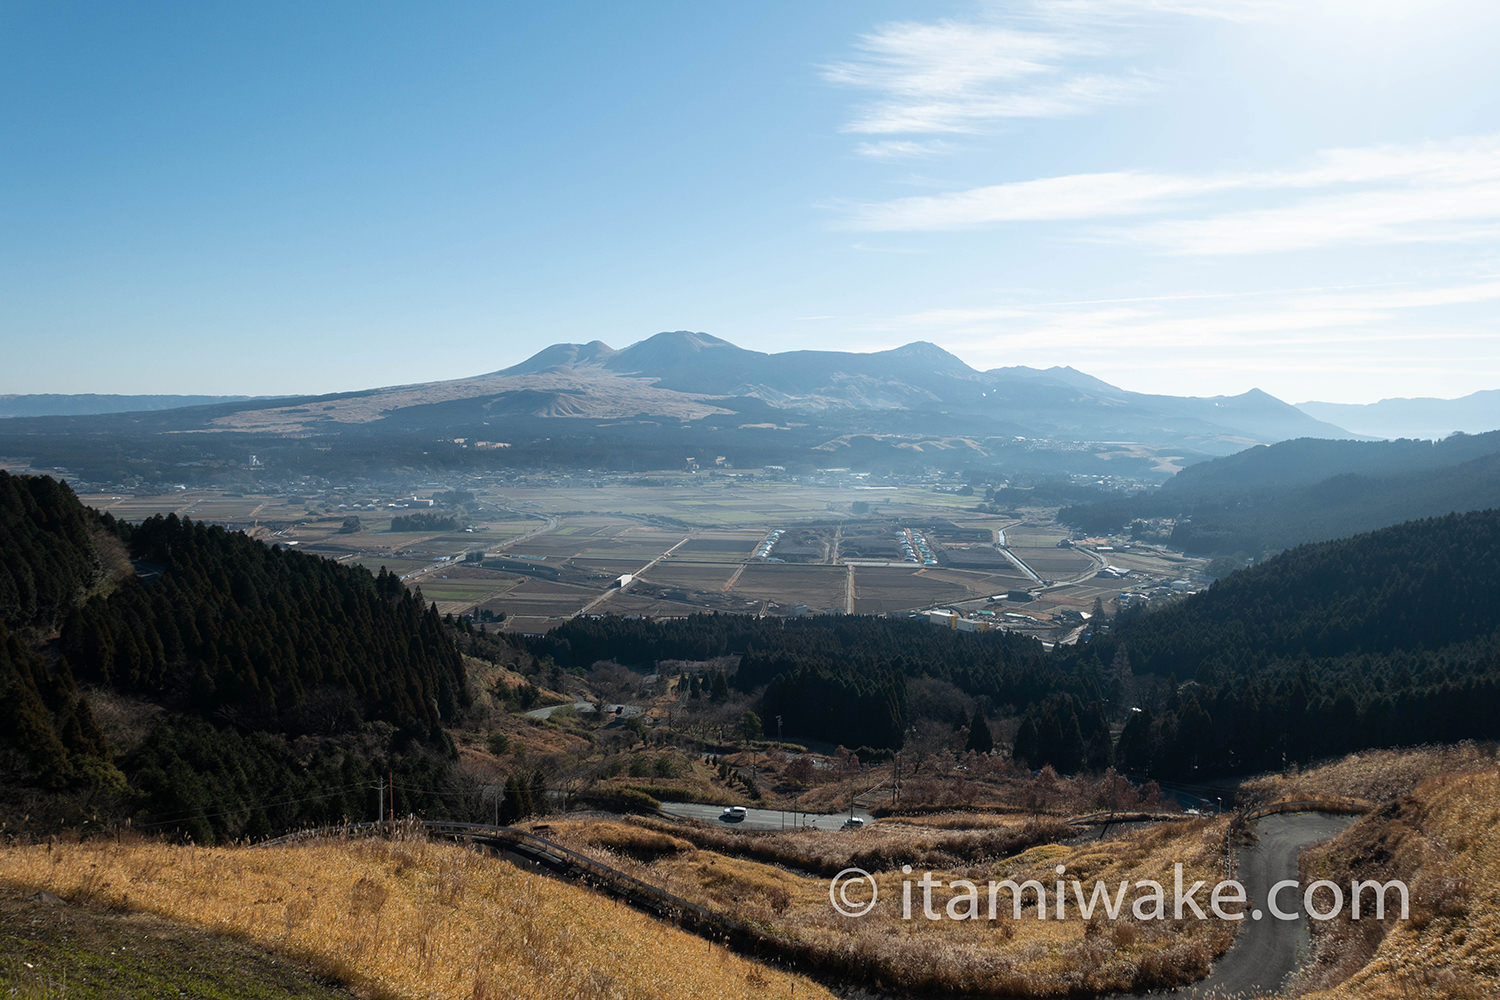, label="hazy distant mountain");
[0,393,256,418]
[0,332,1356,484]
[492,331,1349,445]
[1297,390,1500,439]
